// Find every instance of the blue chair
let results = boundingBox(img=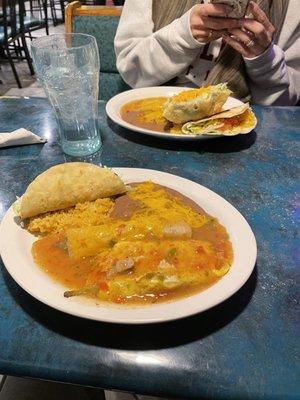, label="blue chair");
[65,1,130,101]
